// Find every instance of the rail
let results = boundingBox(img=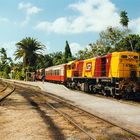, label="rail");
[46,101,96,140]
[0,82,16,103]
[39,90,140,139]
[4,80,140,139]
